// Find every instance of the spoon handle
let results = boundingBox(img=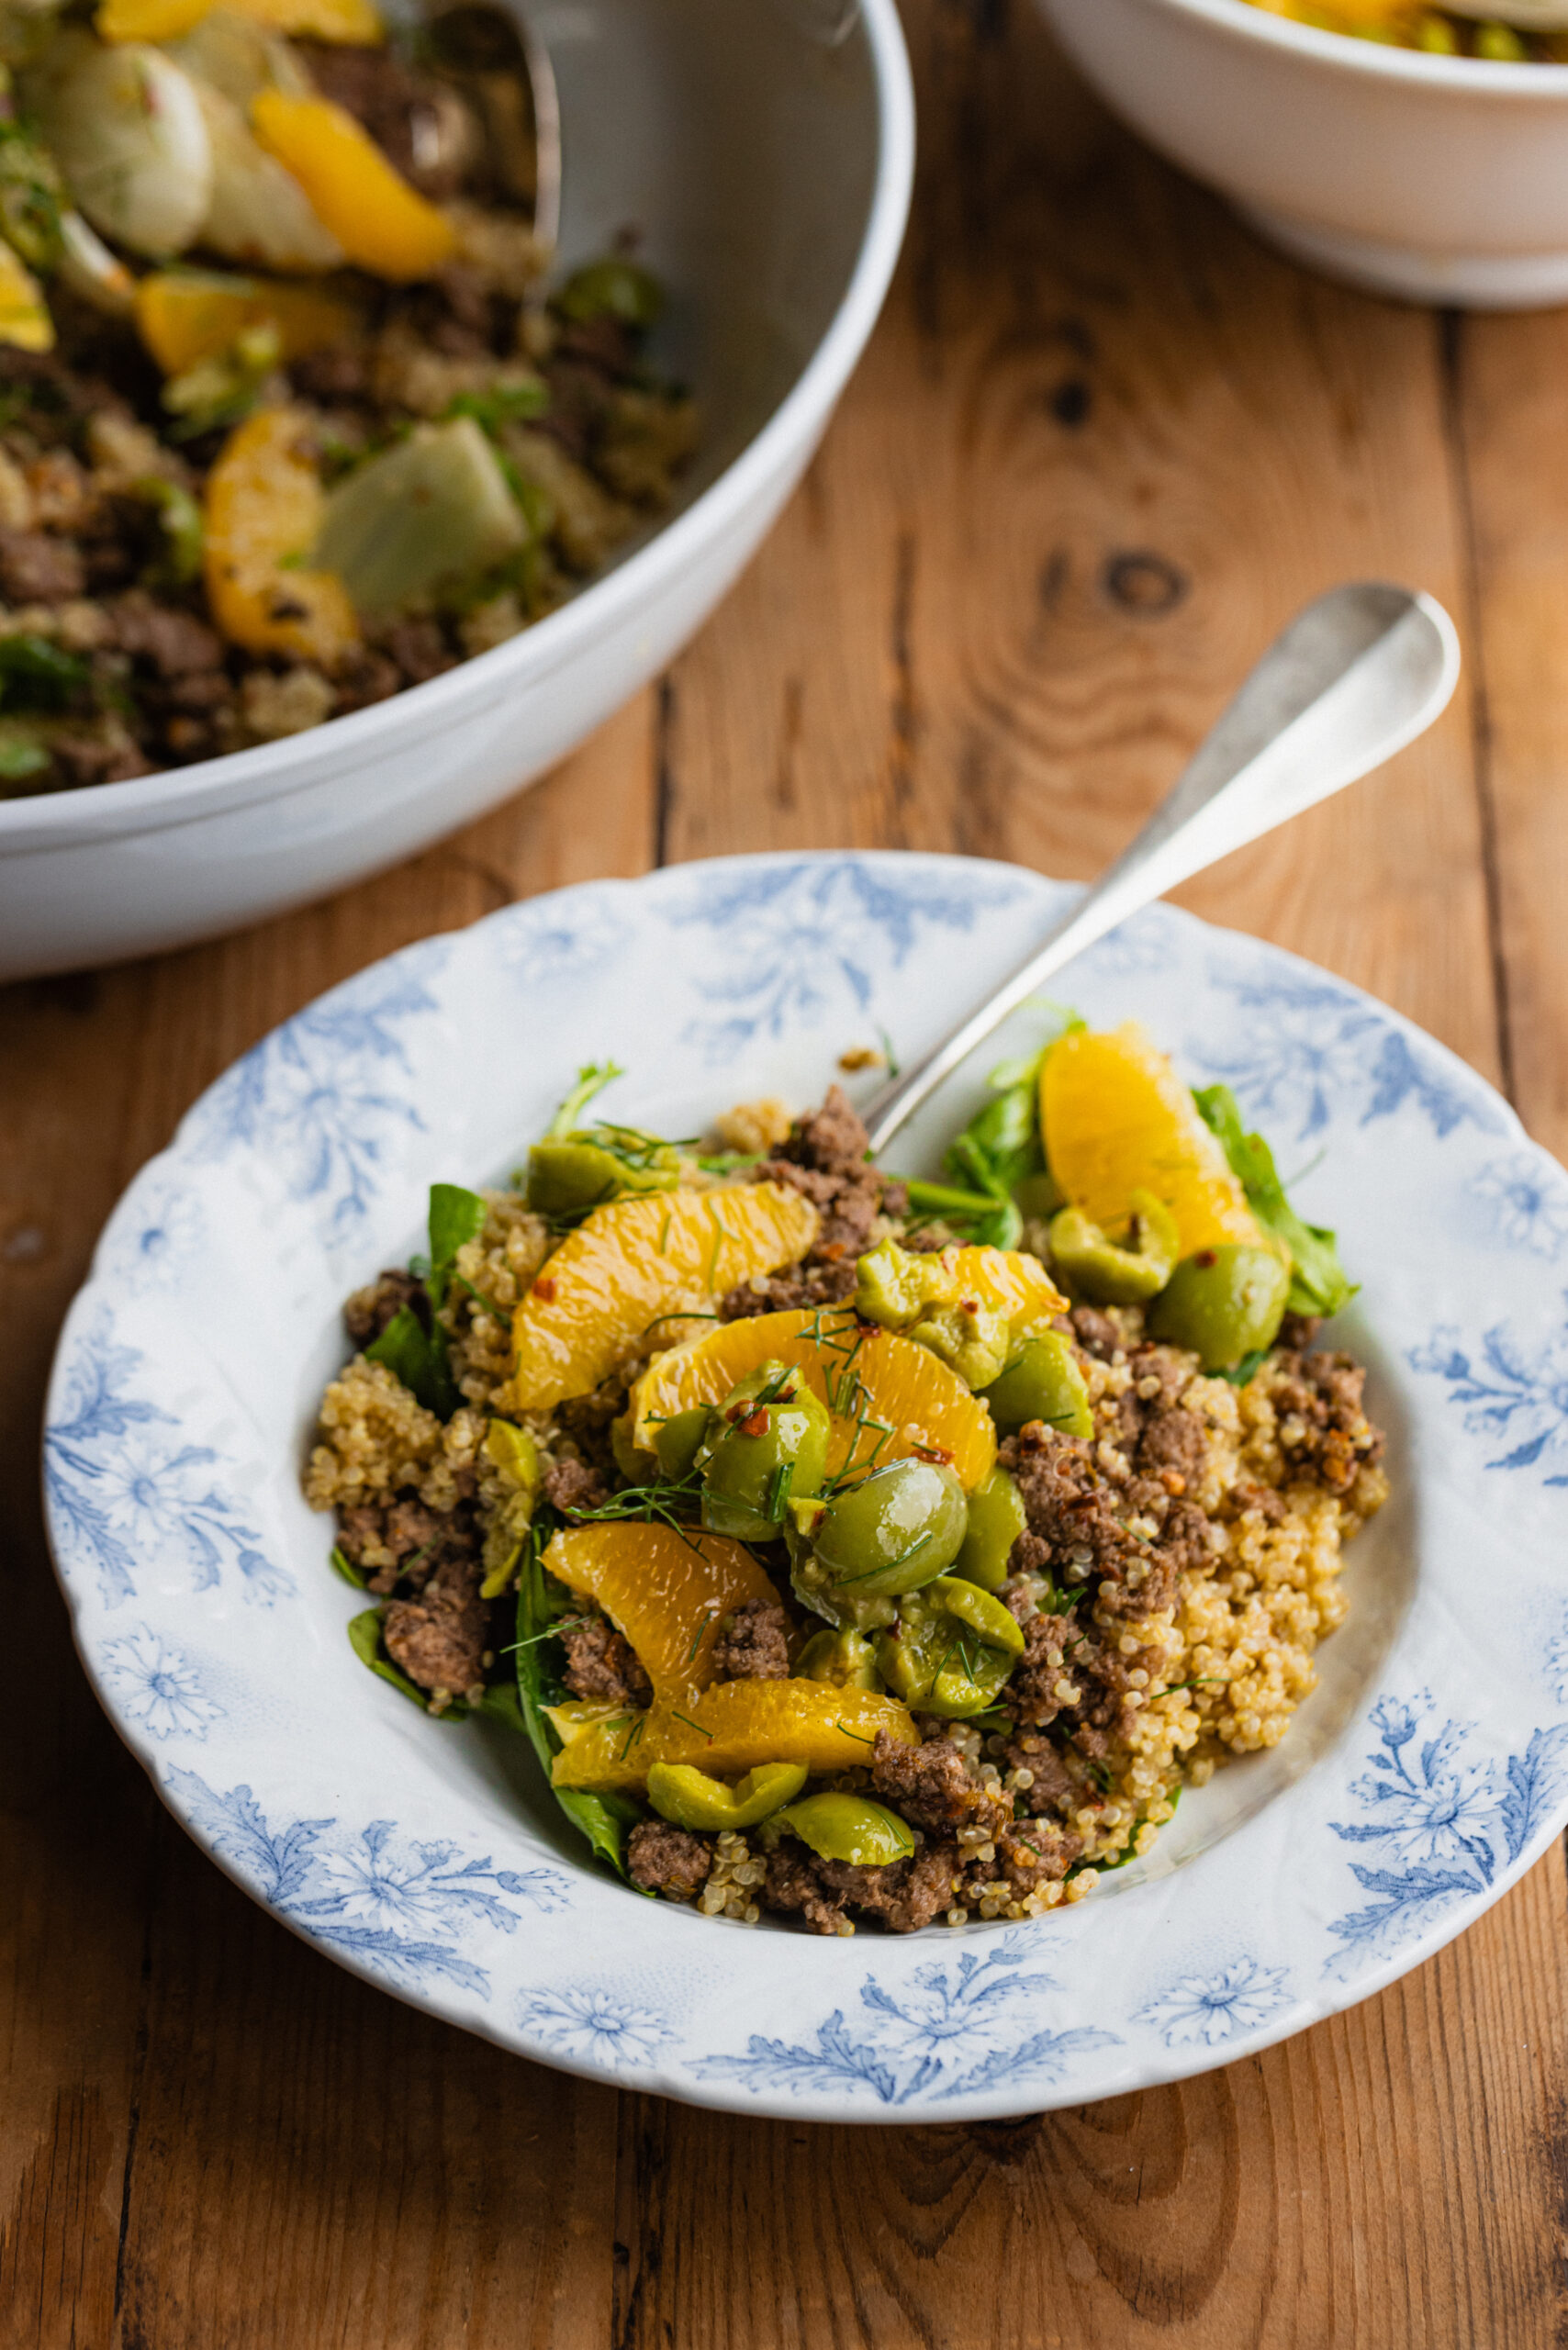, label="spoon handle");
[861,581,1460,1159]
